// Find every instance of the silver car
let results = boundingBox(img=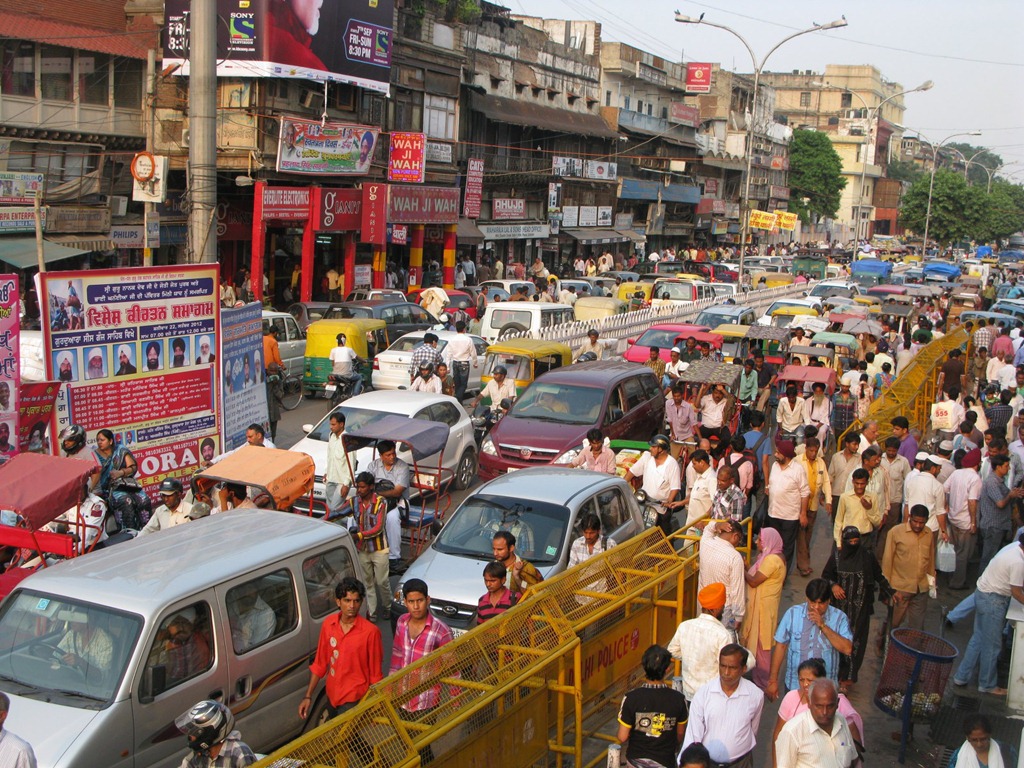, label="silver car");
[371,330,488,392]
[395,468,646,632]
